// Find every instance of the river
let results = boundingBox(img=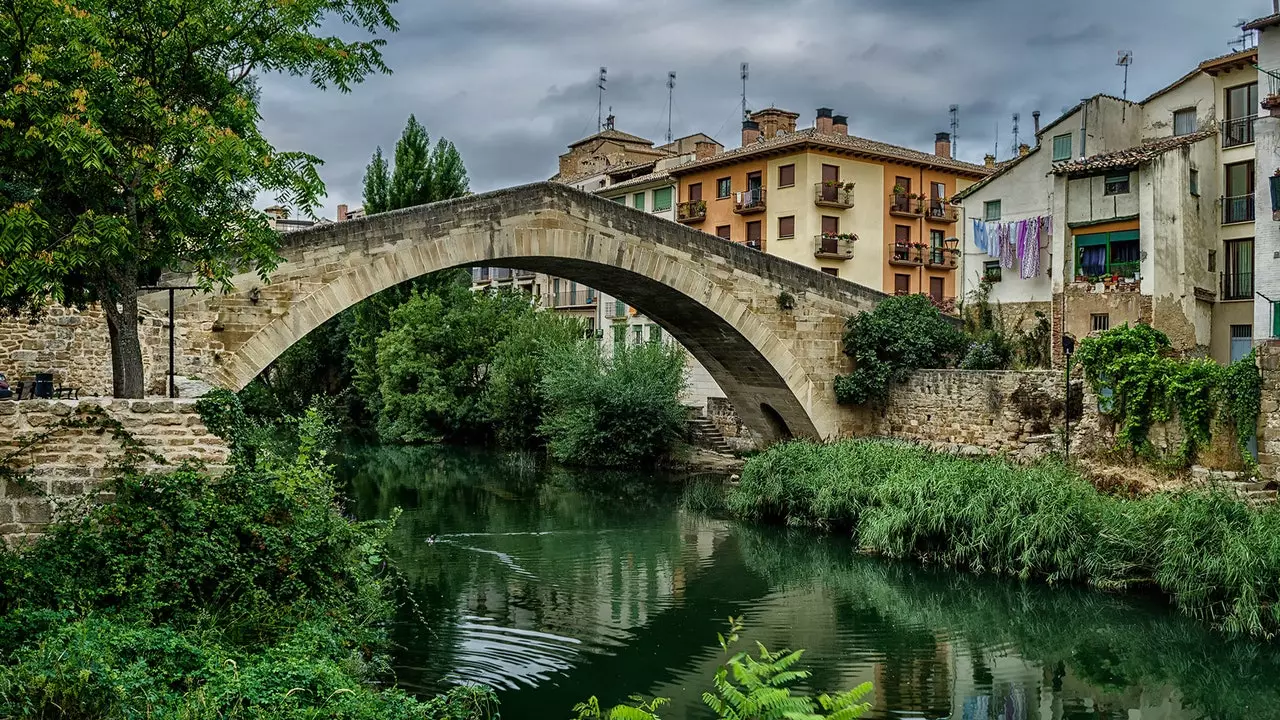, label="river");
[341,446,1280,720]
